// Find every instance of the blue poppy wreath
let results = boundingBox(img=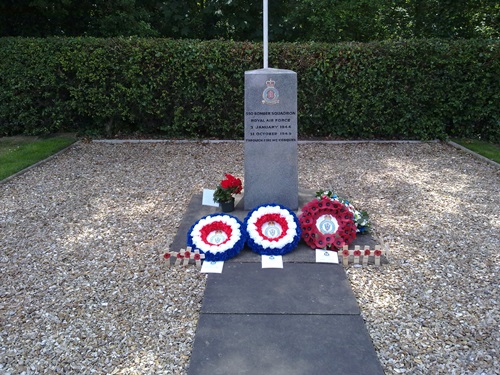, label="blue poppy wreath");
[187,213,246,261]
[244,203,301,256]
